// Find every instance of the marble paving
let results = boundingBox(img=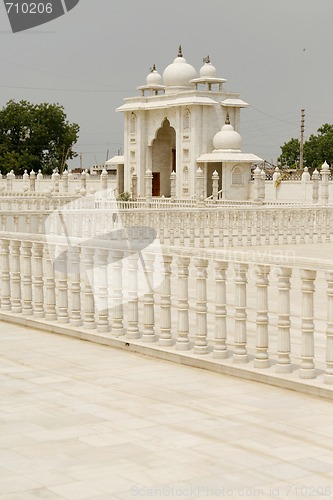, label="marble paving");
[1,322,333,499]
